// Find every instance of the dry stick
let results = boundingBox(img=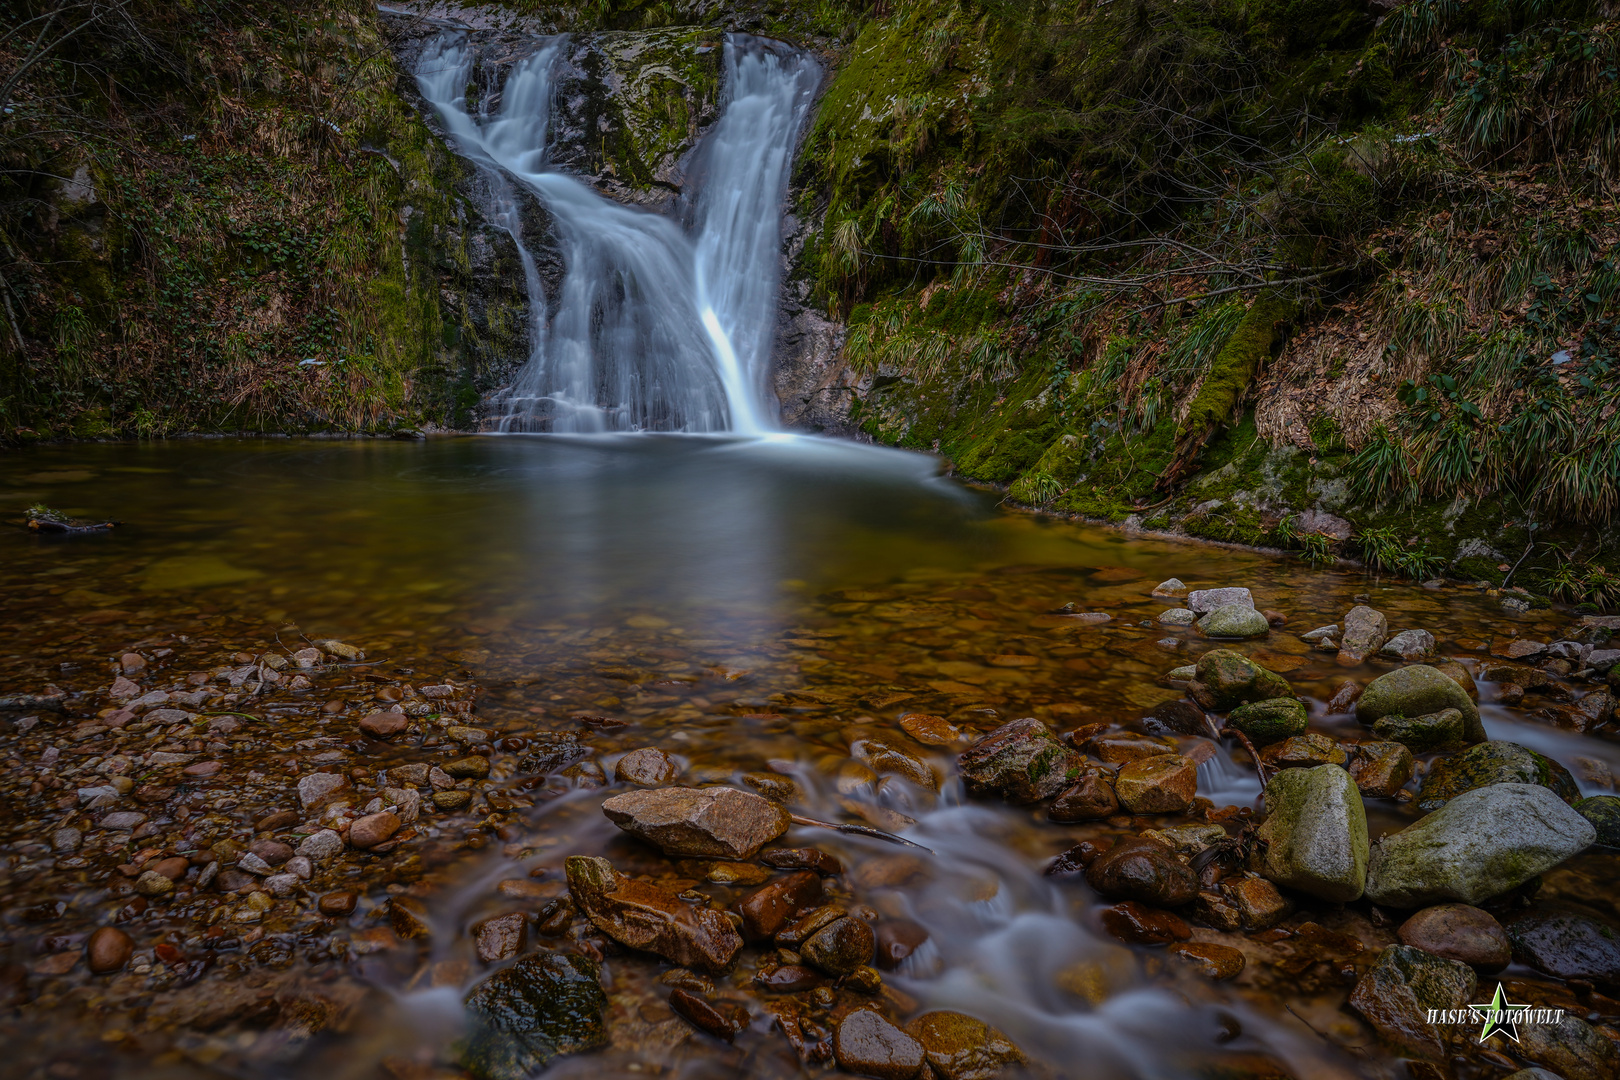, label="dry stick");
[788,813,934,854]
